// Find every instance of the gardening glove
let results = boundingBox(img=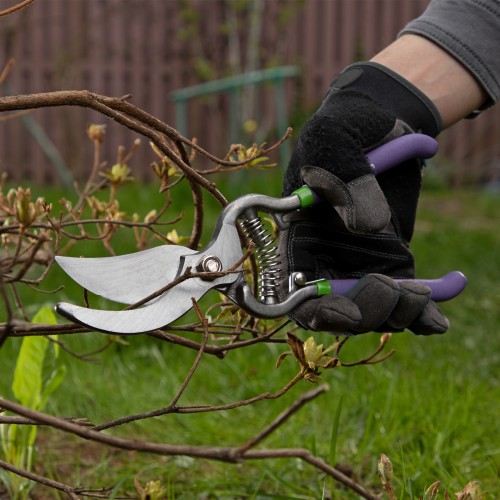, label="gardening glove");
[280,61,449,335]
